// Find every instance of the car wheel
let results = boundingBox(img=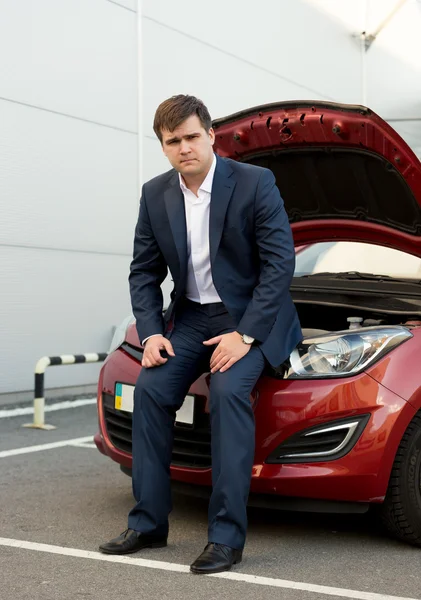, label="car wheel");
[381,413,421,546]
